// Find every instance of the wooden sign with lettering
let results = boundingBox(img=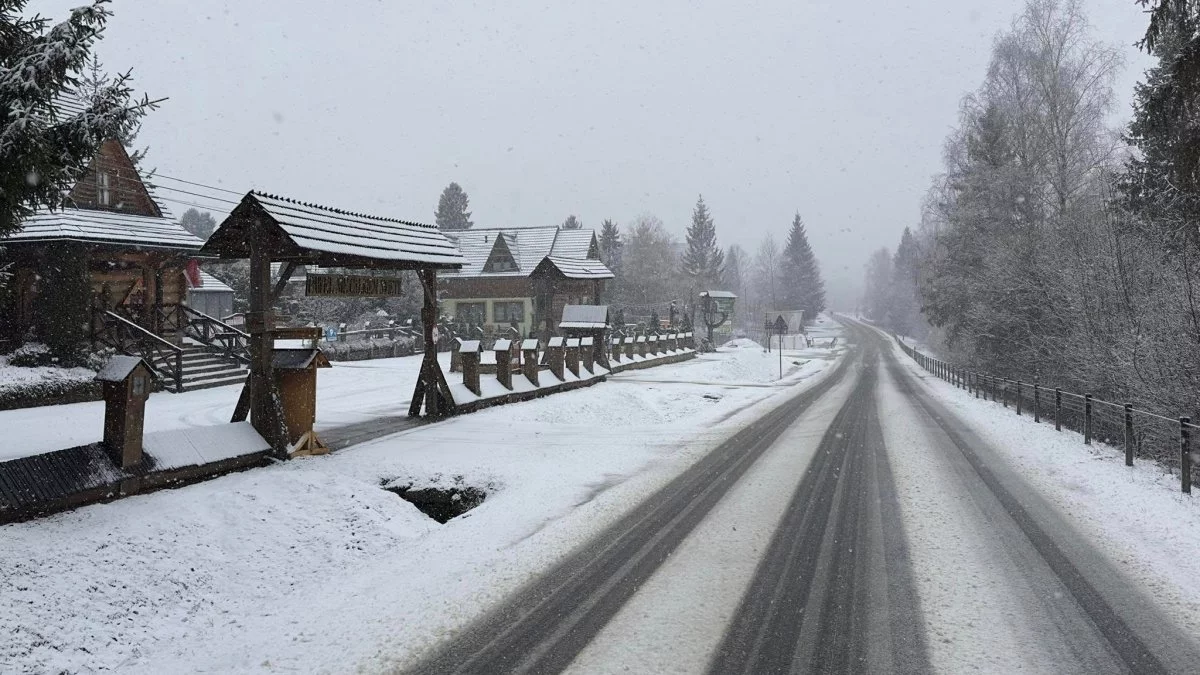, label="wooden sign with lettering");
[305,273,401,297]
